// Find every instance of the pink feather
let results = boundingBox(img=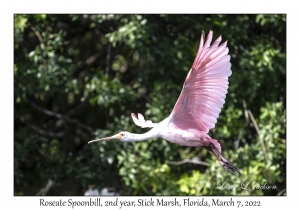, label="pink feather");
[170,30,231,134]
